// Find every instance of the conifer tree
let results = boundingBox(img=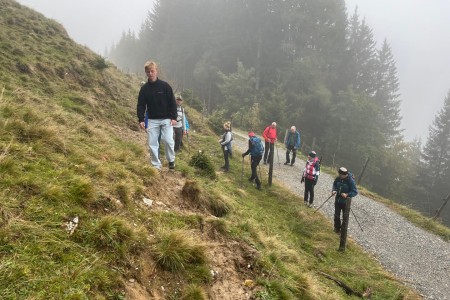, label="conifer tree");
[421,90,450,209]
[374,39,403,145]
